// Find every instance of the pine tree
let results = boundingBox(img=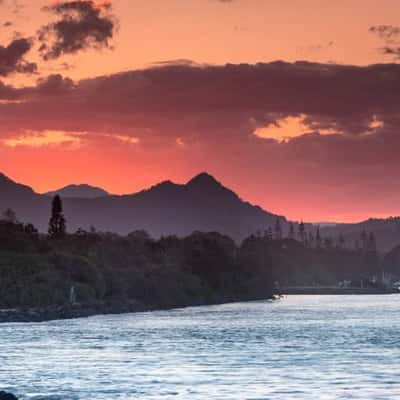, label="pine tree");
[316,226,322,248]
[264,227,273,240]
[48,195,67,239]
[361,229,368,251]
[324,237,333,249]
[24,223,38,237]
[2,208,17,223]
[338,233,346,249]
[298,221,306,244]
[288,222,295,240]
[275,218,282,240]
[368,232,377,252]
[308,231,314,248]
